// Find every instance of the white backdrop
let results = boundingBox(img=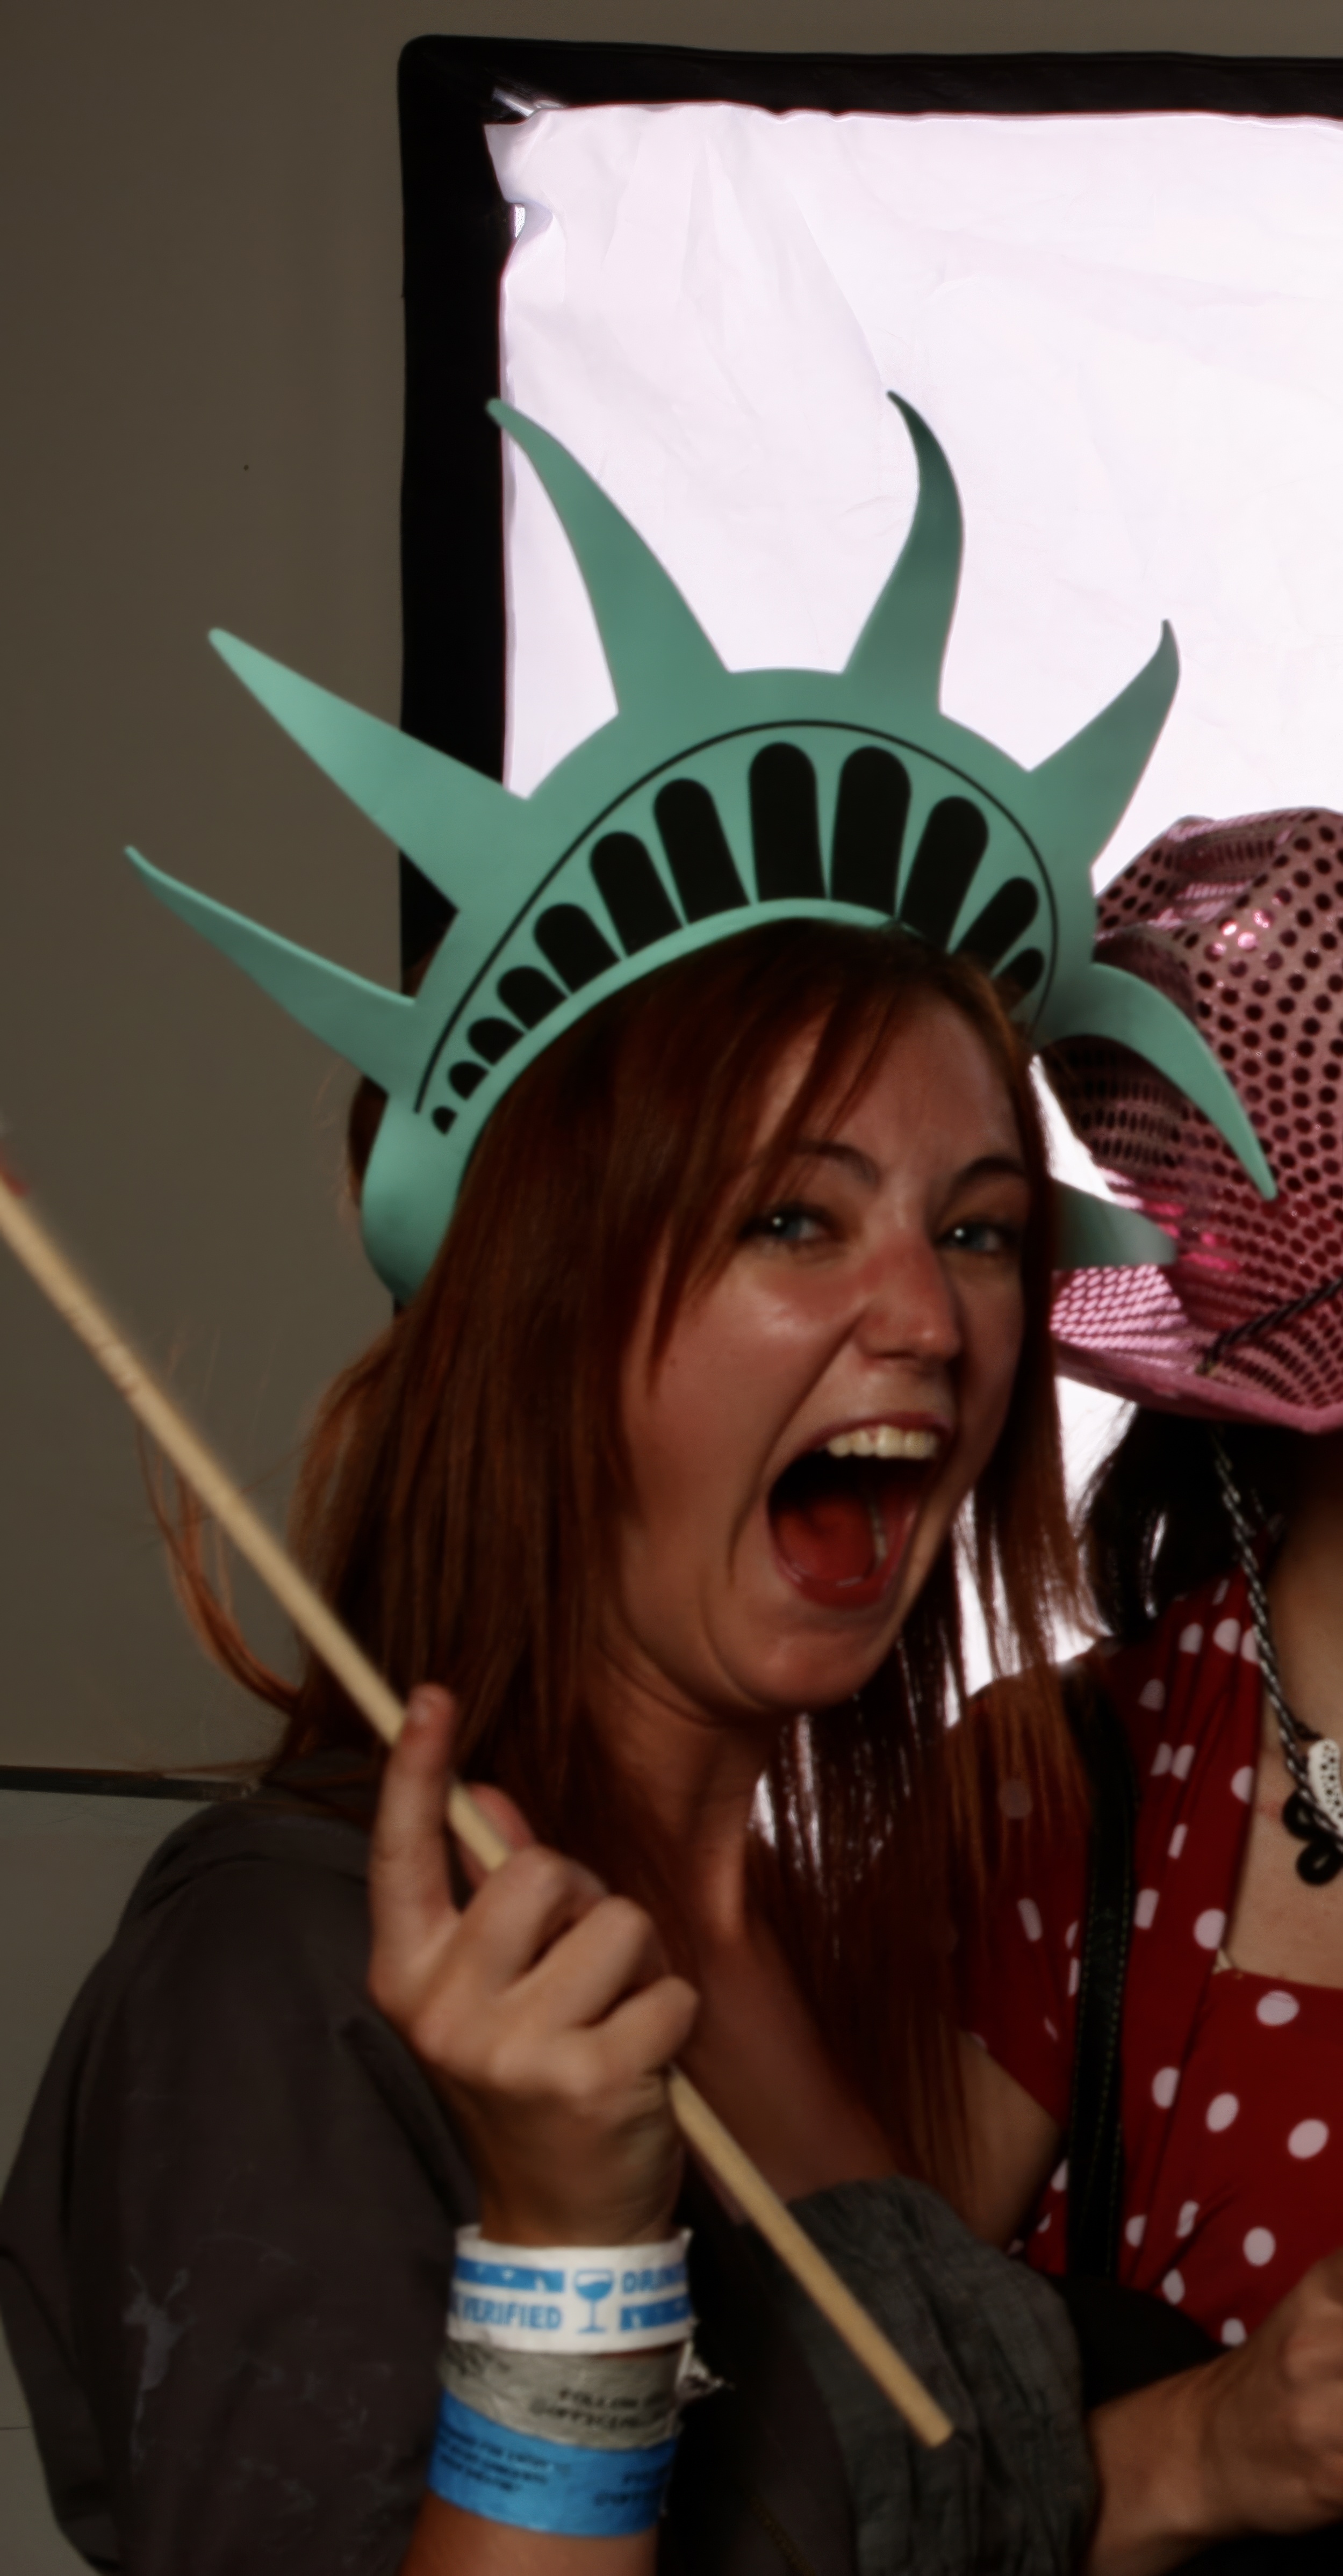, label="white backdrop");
[485,100,1343,1665]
